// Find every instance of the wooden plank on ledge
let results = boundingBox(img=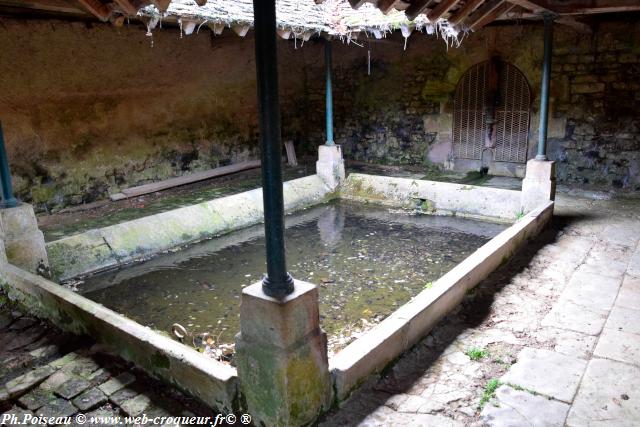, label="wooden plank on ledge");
[110,160,262,201]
